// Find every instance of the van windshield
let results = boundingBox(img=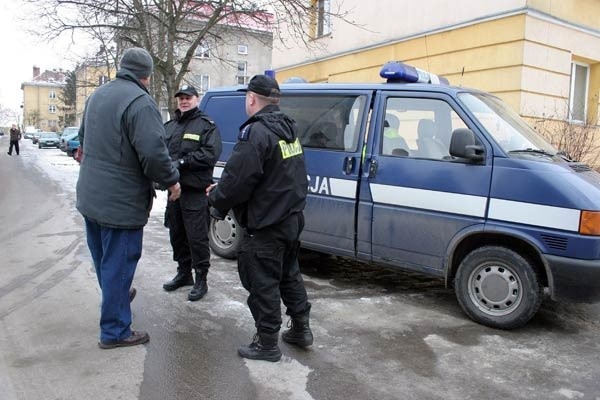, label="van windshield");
[458,92,557,156]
